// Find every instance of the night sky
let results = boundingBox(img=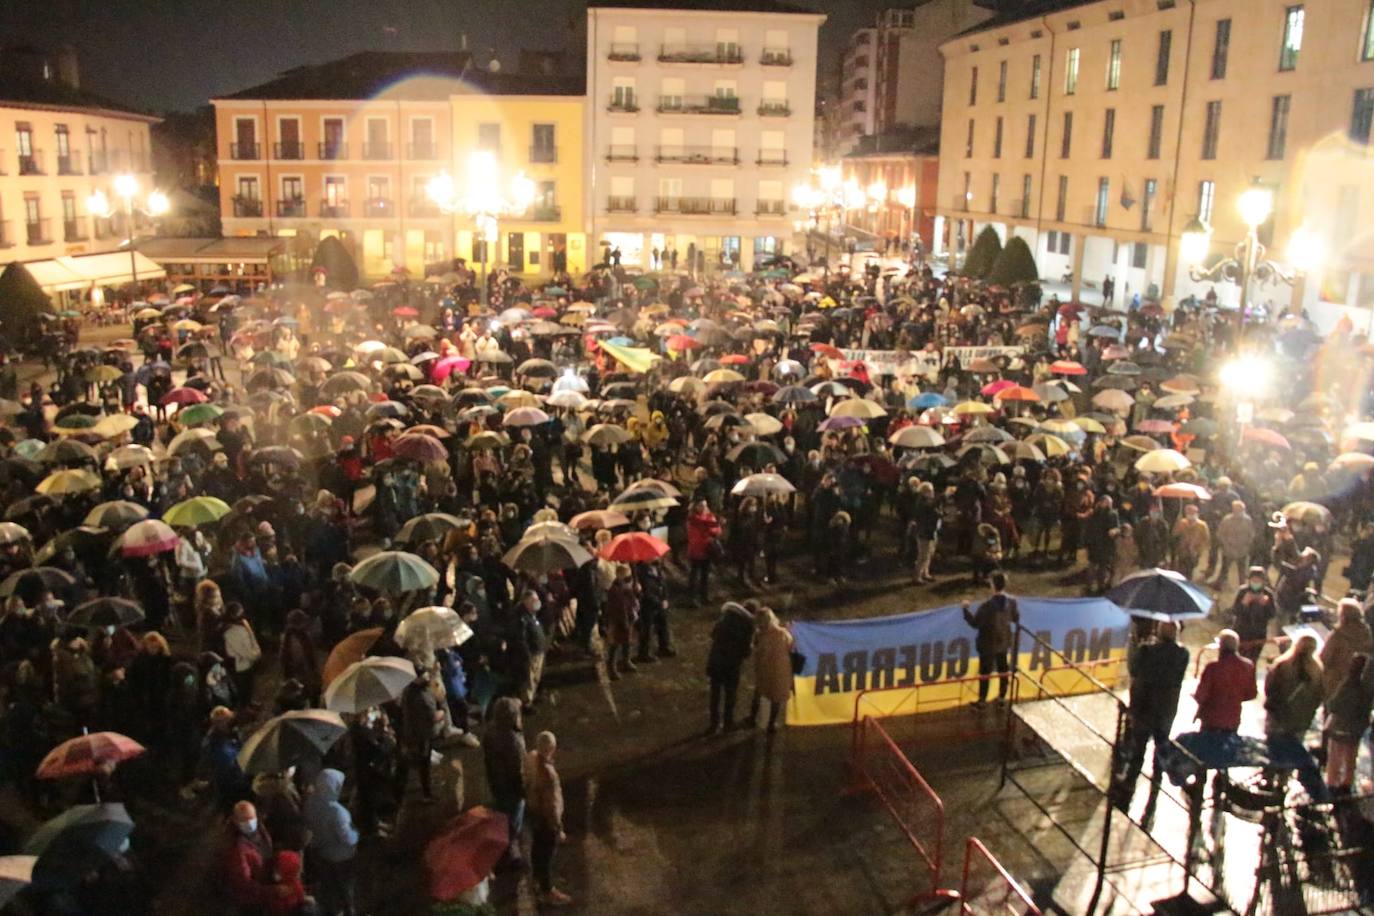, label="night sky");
[3,0,890,112]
